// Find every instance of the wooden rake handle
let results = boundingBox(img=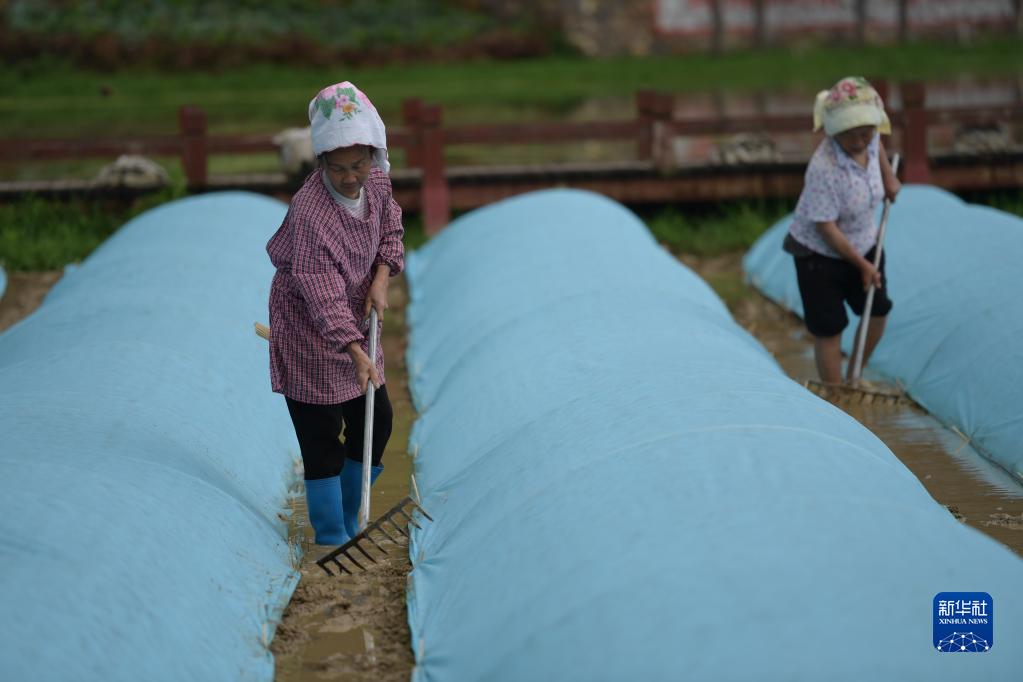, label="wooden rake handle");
[850,153,900,385]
